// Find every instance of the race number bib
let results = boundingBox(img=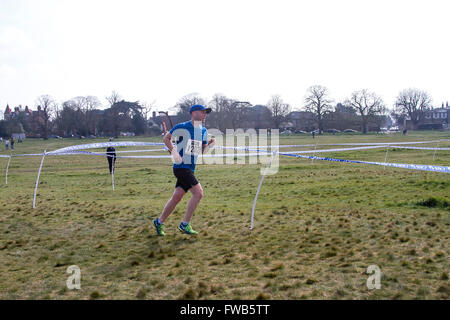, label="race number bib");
[185,139,202,156]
